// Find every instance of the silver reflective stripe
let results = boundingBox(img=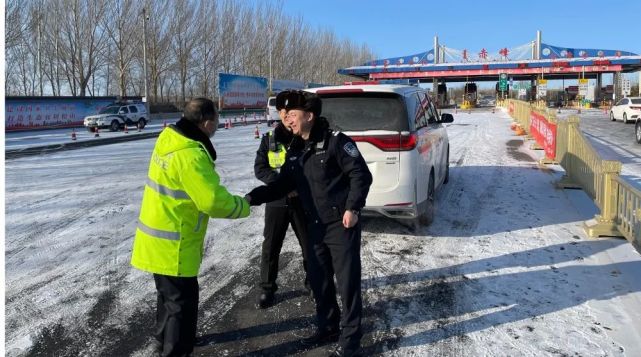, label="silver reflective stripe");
[194,212,206,232]
[146,178,190,200]
[225,196,240,218]
[137,221,181,241]
[234,197,245,219]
